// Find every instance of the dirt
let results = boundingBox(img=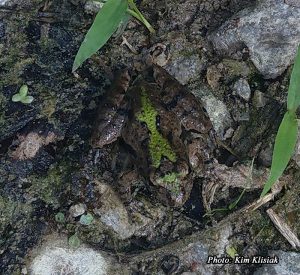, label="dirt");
[0,0,299,274]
